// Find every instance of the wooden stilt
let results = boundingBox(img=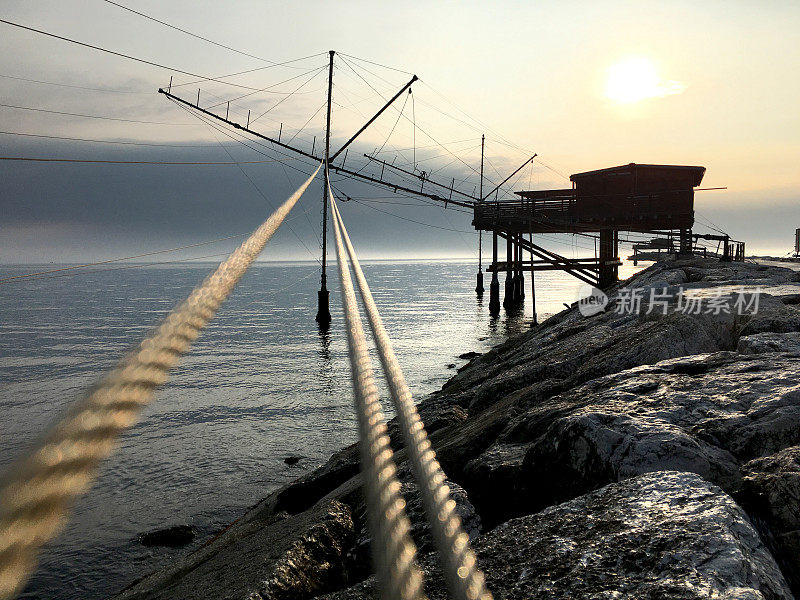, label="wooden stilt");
[503,234,513,308]
[489,231,500,315]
